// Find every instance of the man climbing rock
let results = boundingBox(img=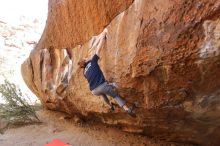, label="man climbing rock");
[78,29,135,115]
